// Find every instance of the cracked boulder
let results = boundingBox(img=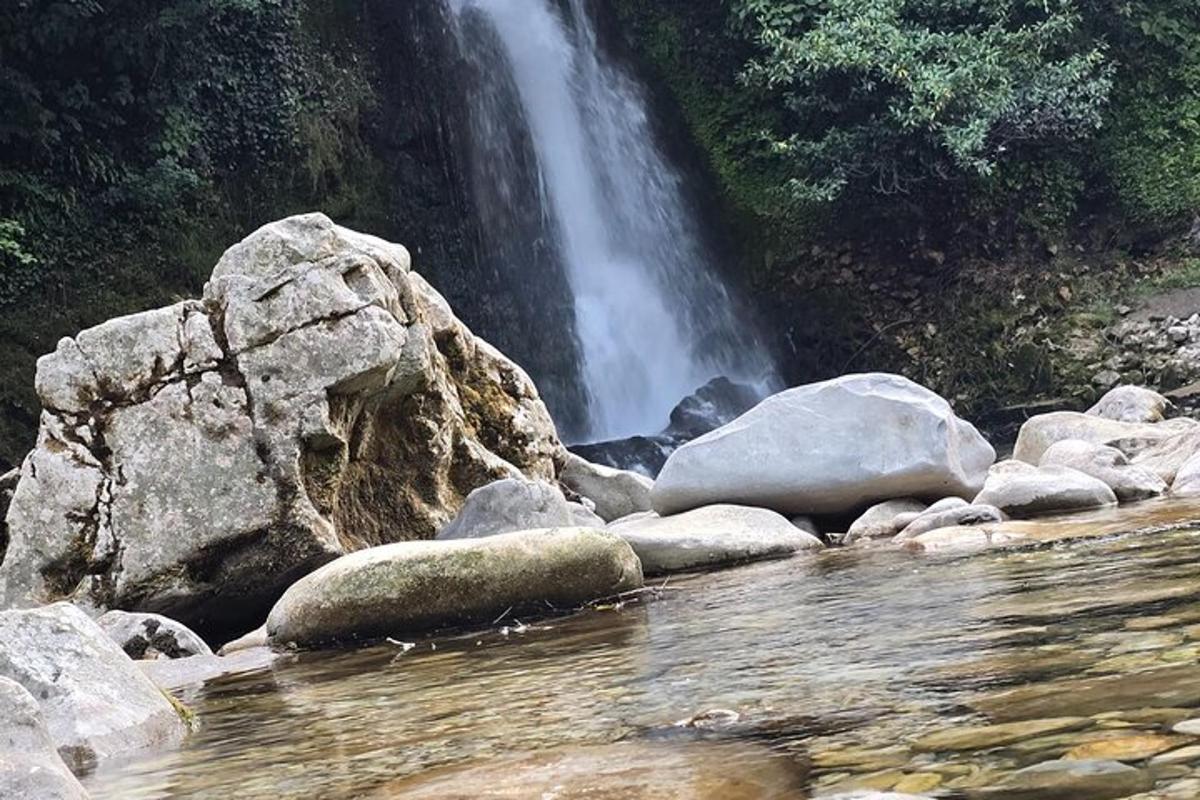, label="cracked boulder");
[0,214,560,637]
